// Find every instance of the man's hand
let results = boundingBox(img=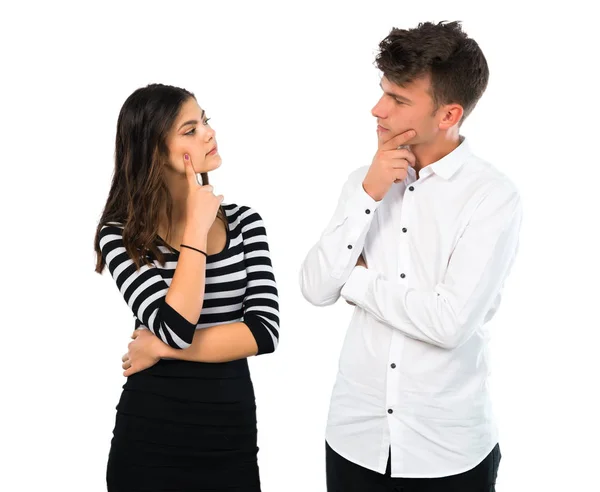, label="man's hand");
[356,254,367,269]
[121,329,167,377]
[363,129,416,202]
[346,254,368,306]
